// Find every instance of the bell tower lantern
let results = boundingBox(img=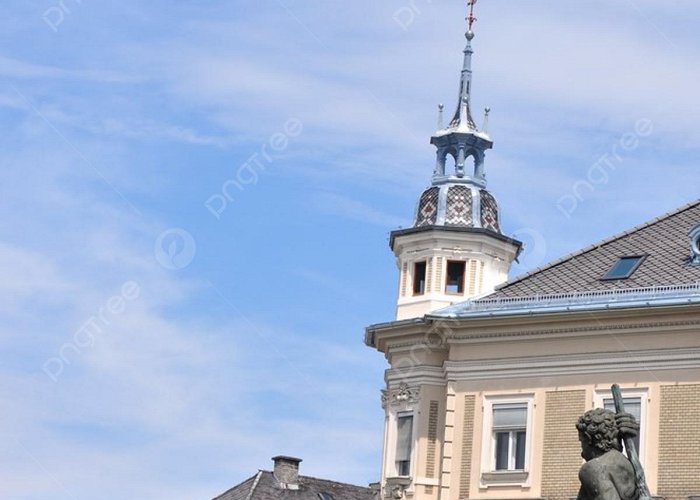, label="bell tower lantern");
[392,8,521,320]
